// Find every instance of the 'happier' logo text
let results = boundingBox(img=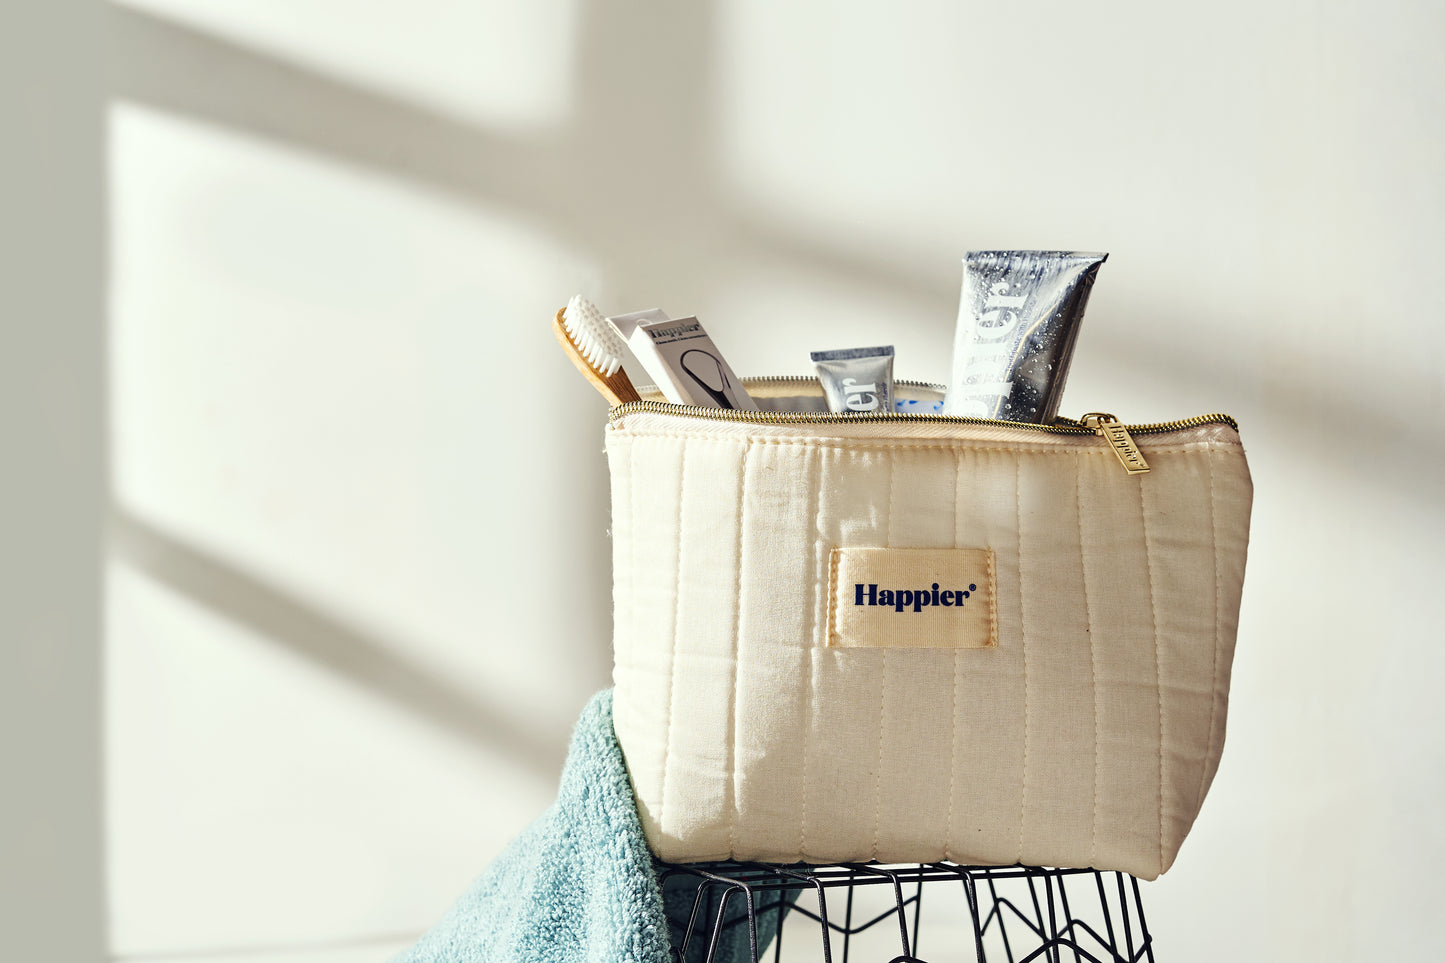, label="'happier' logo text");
[854,582,978,613]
